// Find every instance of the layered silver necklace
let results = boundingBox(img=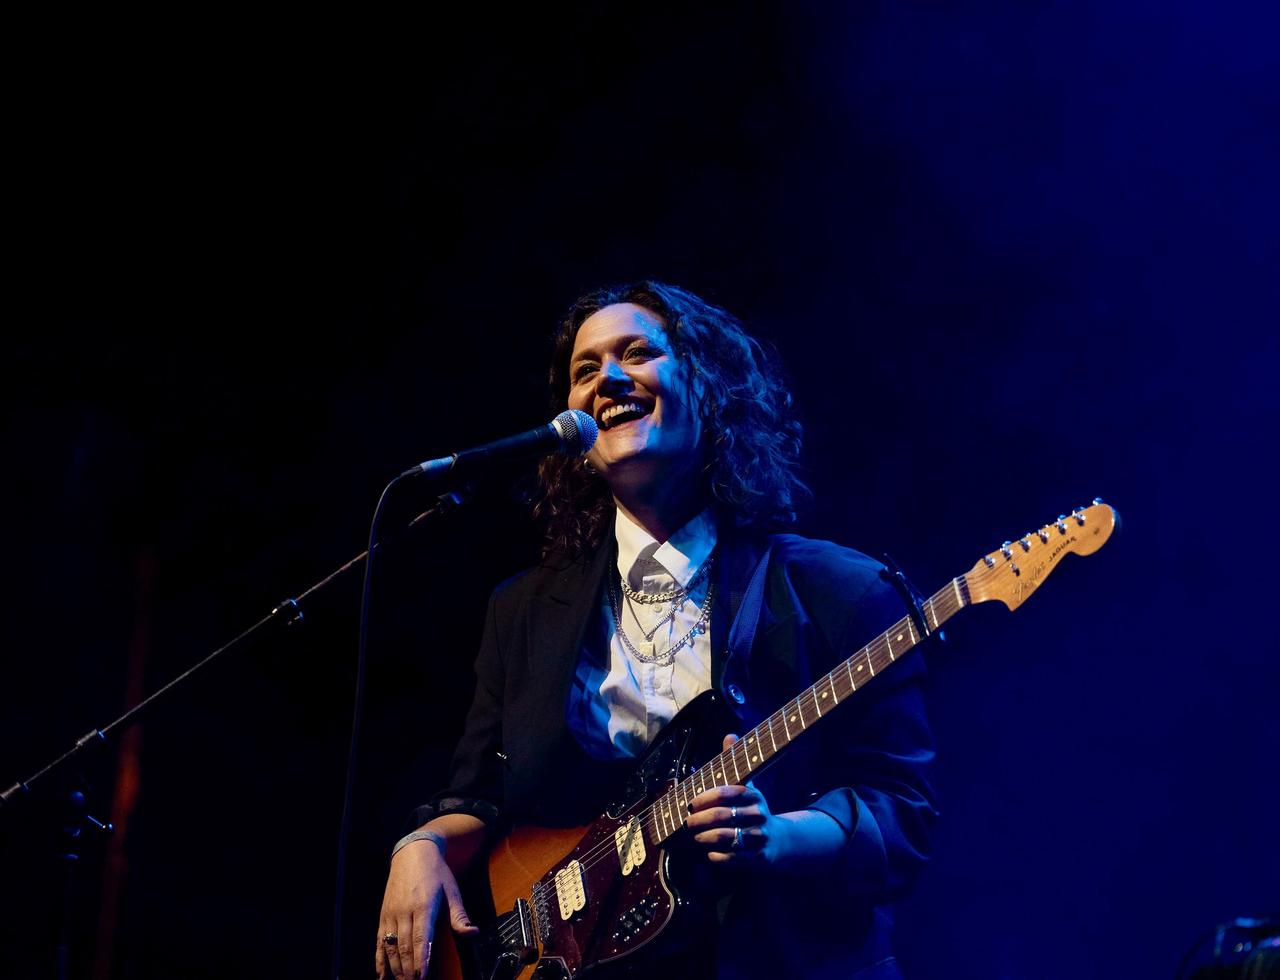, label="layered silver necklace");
[608,553,715,666]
